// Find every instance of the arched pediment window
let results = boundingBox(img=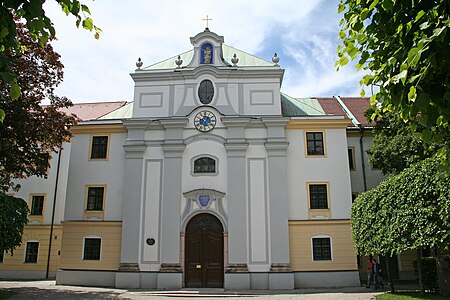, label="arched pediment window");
[194,157,216,174]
